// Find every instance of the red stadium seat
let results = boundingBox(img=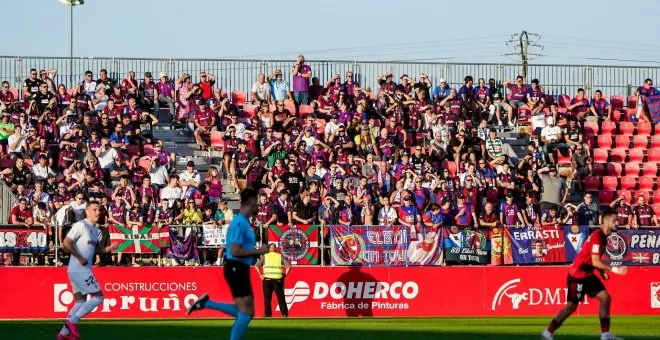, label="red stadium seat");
[606,162,623,176]
[630,148,645,163]
[618,190,633,204]
[620,176,637,191]
[584,121,599,136]
[611,110,622,122]
[585,135,596,149]
[619,122,634,136]
[636,190,652,203]
[600,121,616,135]
[442,160,457,177]
[624,162,641,177]
[614,135,630,149]
[627,95,637,109]
[584,176,601,191]
[625,108,636,122]
[609,148,627,163]
[138,156,151,172]
[544,95,555,105]
[558,95,571,108]
[598,190,616,206]
[557,149,572,165]
[637,121,652,136]
[210,130,225,150]
[597,135,613,149]
[652,204,660,216]
[231,91,247,106]
[0,158,15,169]
[632,135,649,149]
[652,135,660,149]
[602,176,619,191]
[126,145,140,157]
[593,162,605,176]
[143,144,154,156]
[594,149,609,163]
[654,191,660,204]
[639,176,656,191]
[610,95,625,111]
[298,104,314,117]
[284,99,297,114]
[242,104,257,117]
[643,162,658,176]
